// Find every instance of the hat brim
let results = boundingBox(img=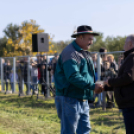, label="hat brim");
[71,32,99,38]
